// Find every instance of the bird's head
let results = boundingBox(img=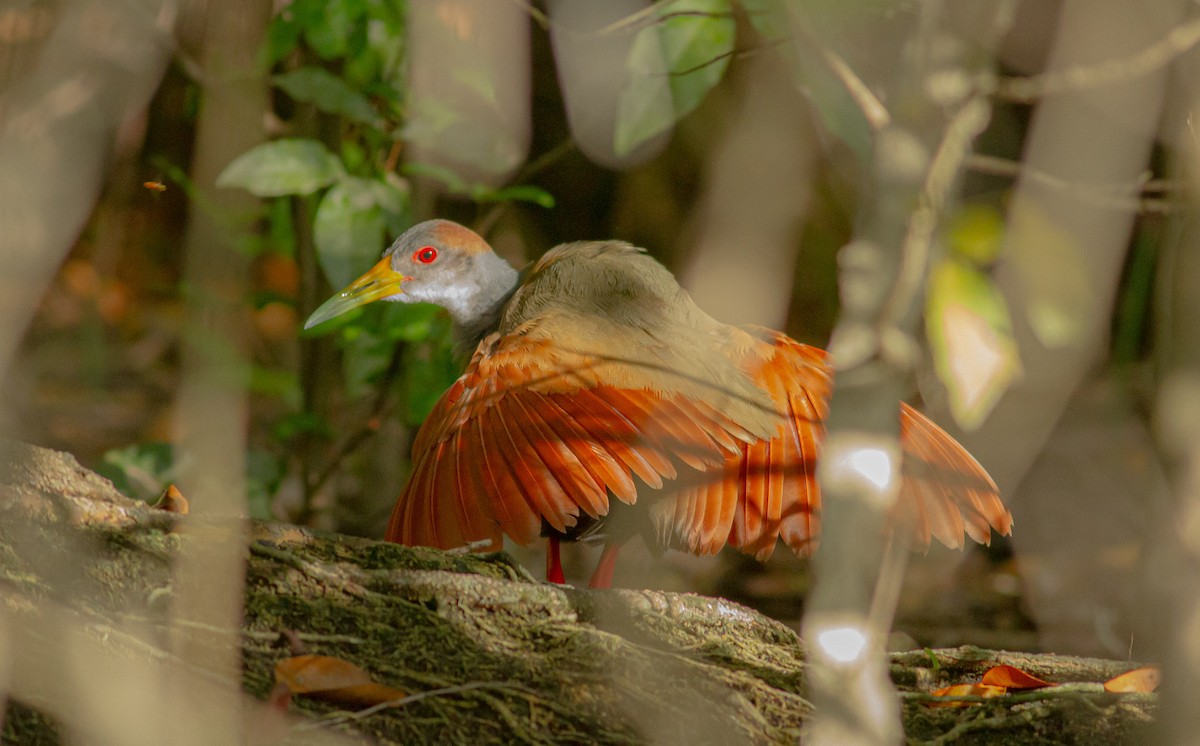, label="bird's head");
[304,219,517,330]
